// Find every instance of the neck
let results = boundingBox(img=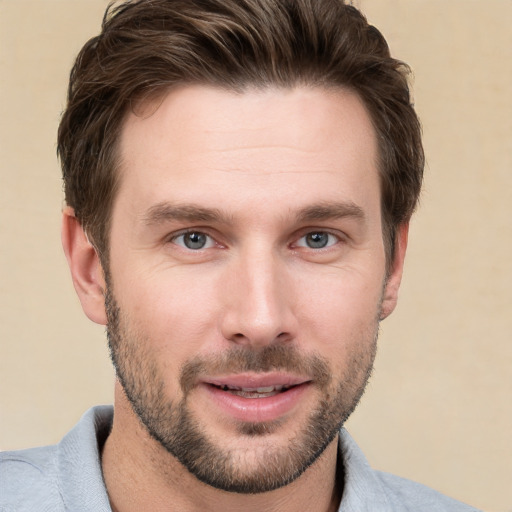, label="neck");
[102,388,342,512]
